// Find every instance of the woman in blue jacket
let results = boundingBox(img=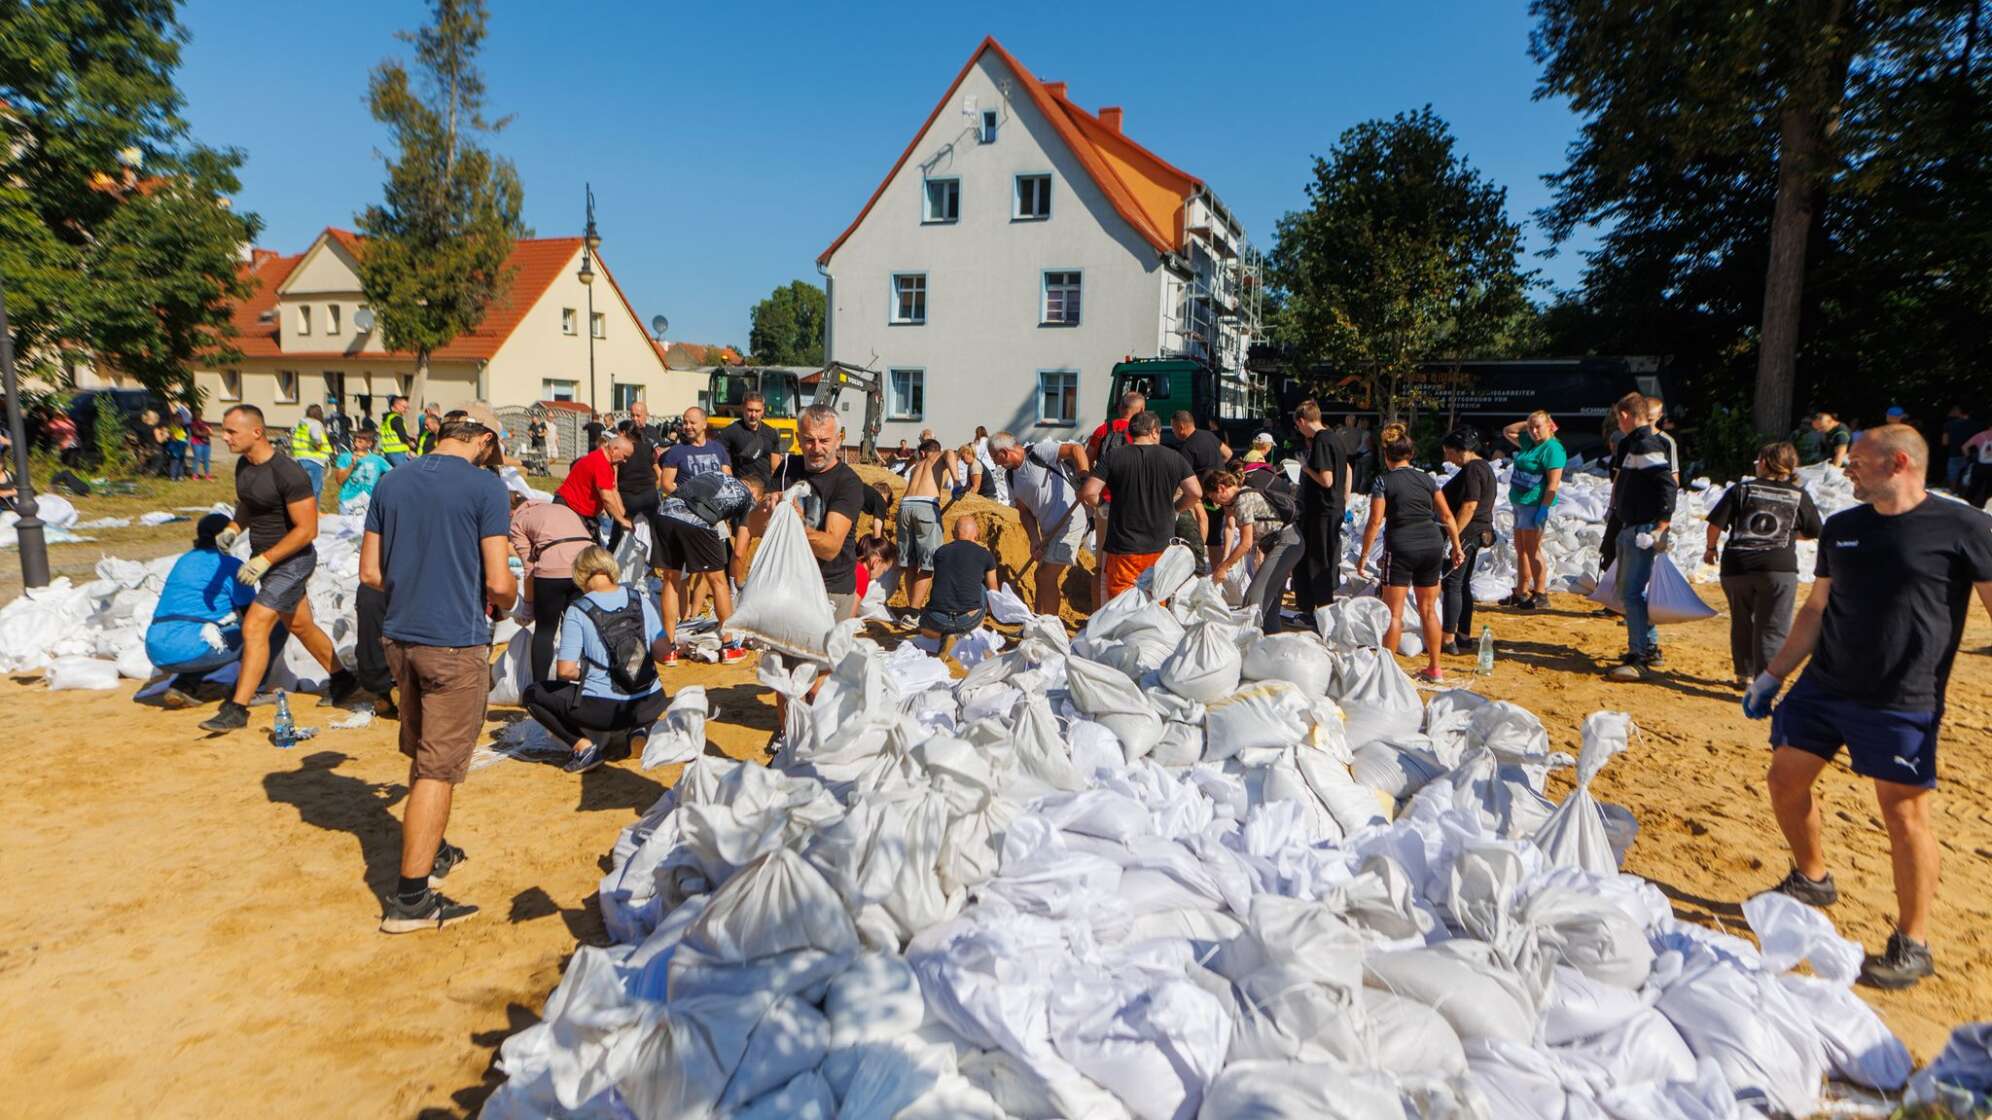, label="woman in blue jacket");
[144,513,269,709]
